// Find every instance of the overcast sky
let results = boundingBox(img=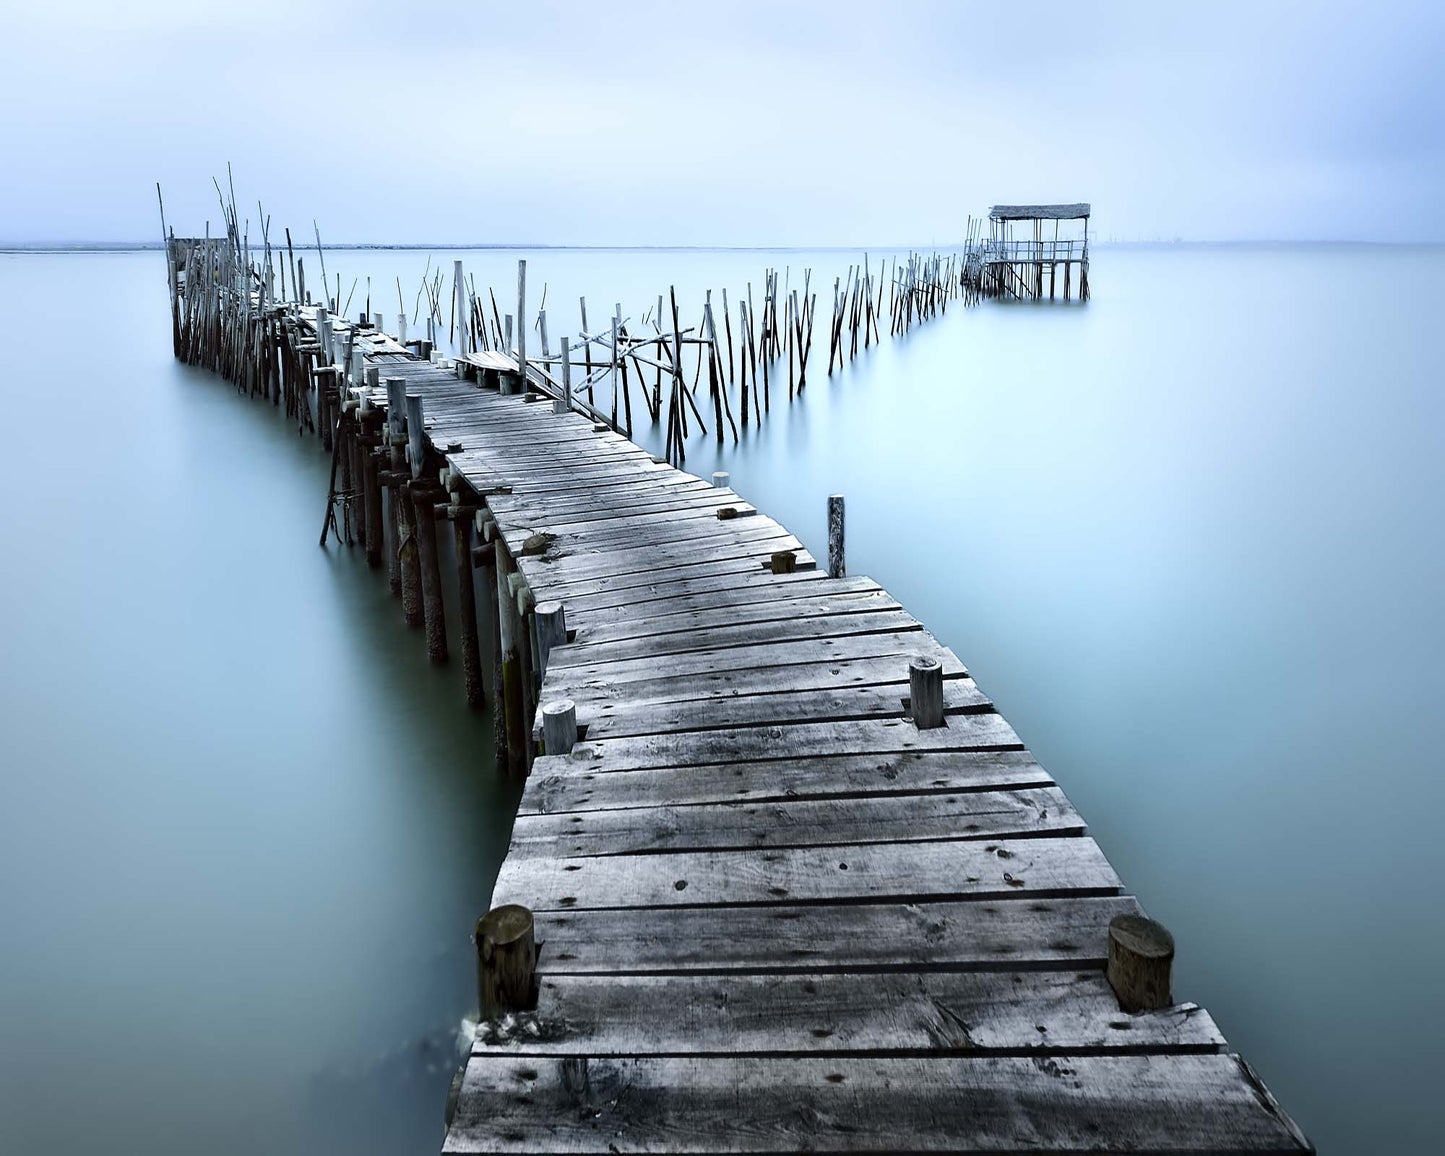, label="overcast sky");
[2,0,1441,245]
